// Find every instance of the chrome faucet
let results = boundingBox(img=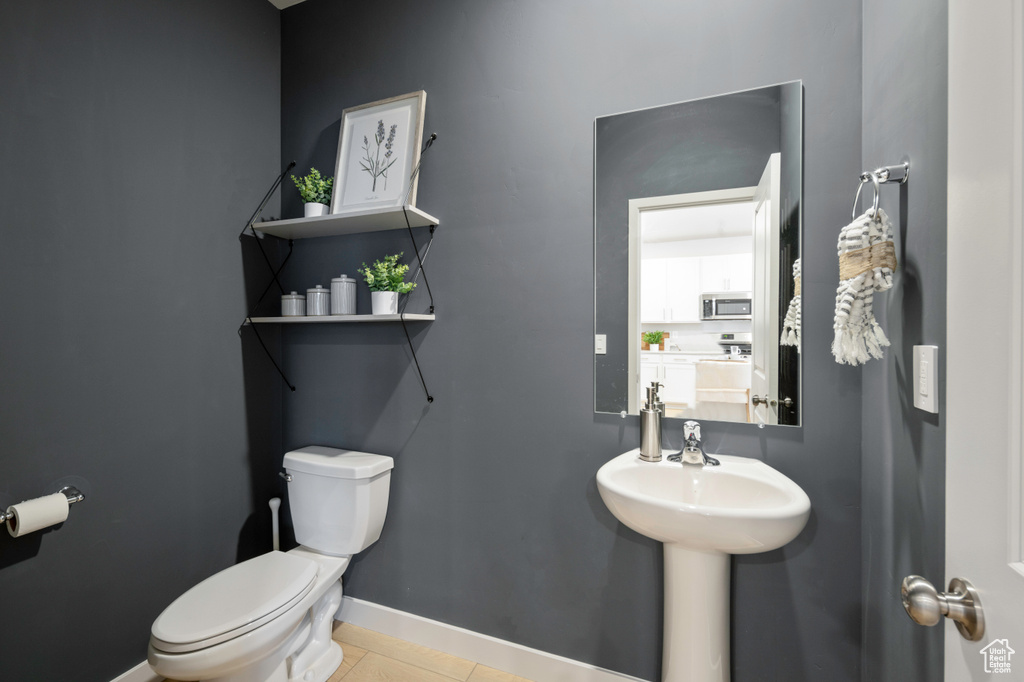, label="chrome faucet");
[668,420,720,466]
